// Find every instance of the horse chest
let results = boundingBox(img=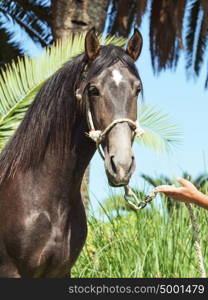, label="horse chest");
[17,208,85,277]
